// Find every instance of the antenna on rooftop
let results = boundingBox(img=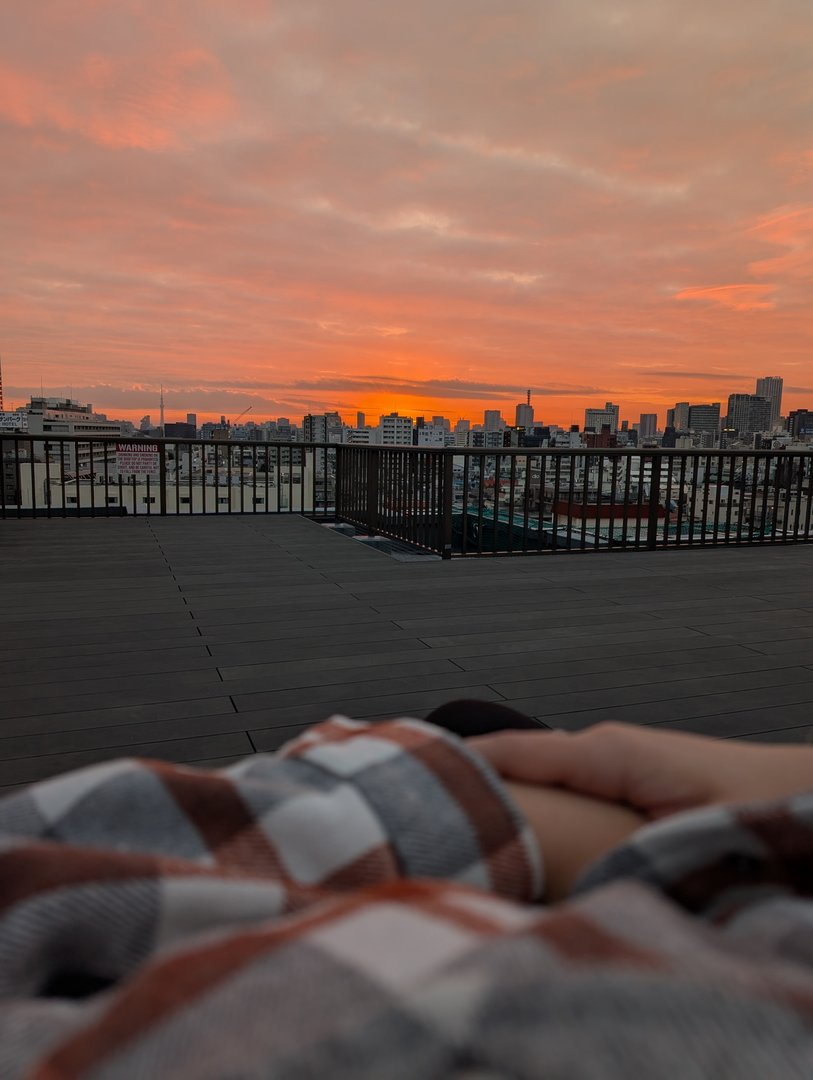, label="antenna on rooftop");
[0,354,4,412]
[160,384,165,431]
[527,388,531,406]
